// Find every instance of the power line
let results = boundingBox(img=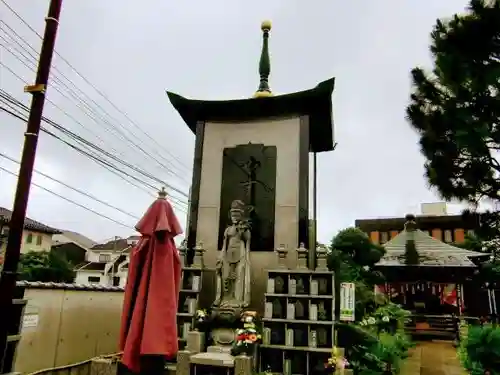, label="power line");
[0,102,189,214]
[0,161,134,229]
[0,151,141,221]
[0,86,190,203]
[0,37,191,186]
[0,4,191,174]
